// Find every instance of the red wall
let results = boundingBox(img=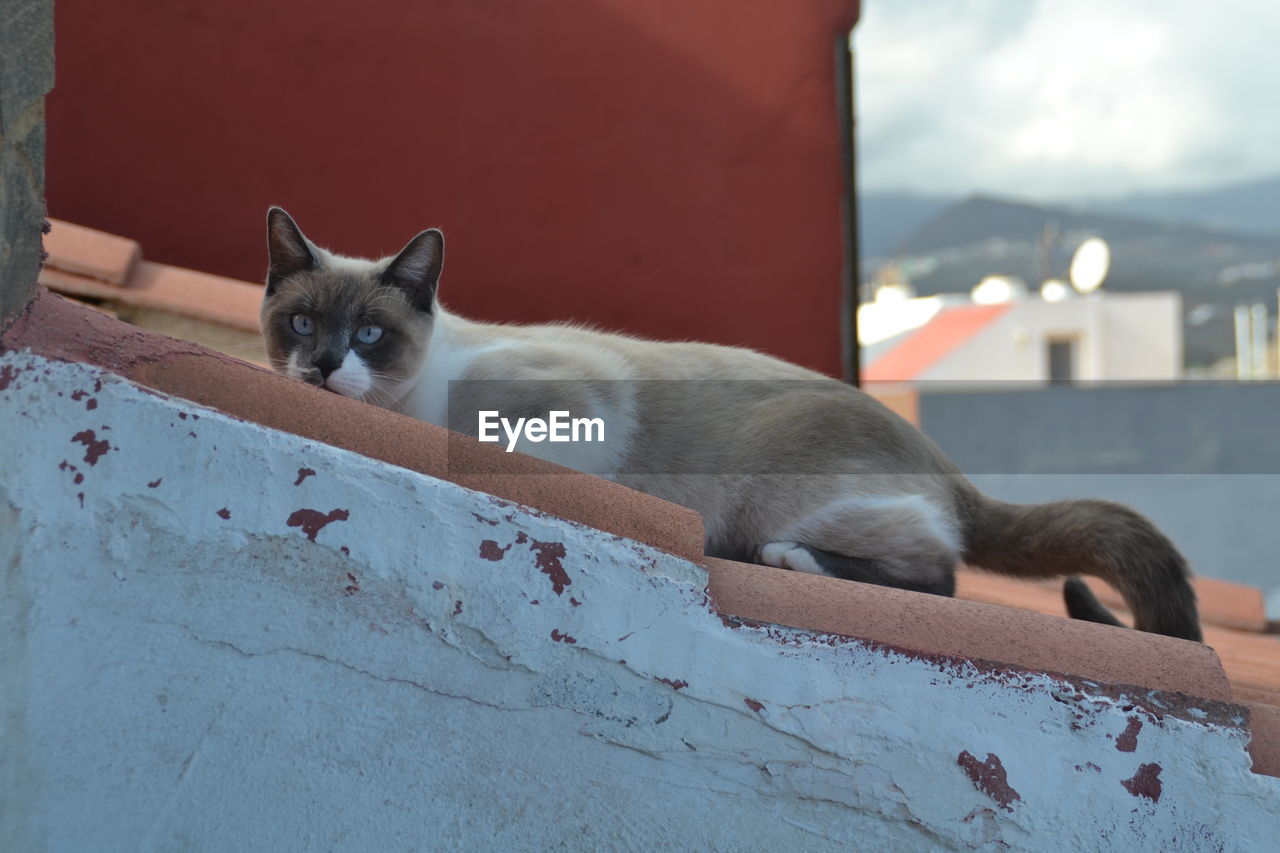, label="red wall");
[47,1,859,376]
